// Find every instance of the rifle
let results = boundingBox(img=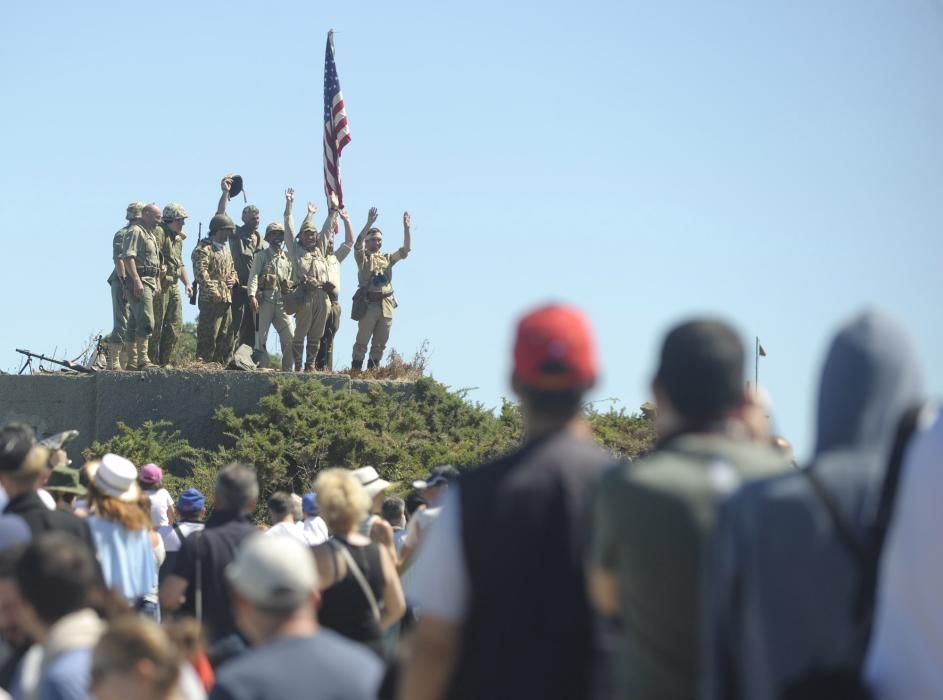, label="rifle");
[189,221,202,305]
[16,349,95,374]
